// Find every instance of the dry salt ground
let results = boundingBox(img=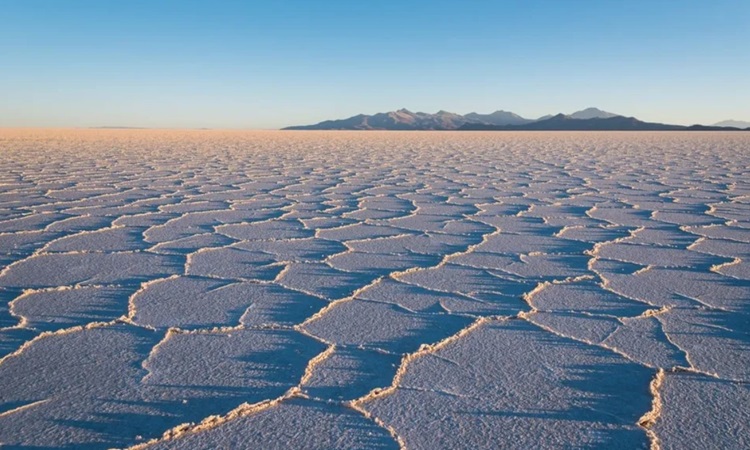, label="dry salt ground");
[0,129,748,449]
